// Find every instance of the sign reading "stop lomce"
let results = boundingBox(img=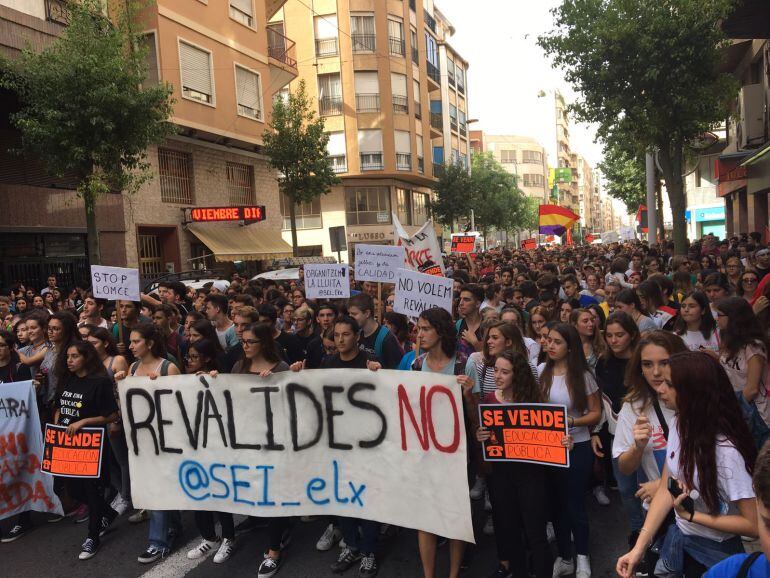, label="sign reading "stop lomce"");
[189,206,266,223]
